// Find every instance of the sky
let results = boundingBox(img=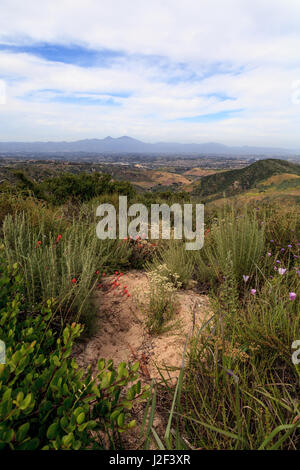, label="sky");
[0,0,300,148]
